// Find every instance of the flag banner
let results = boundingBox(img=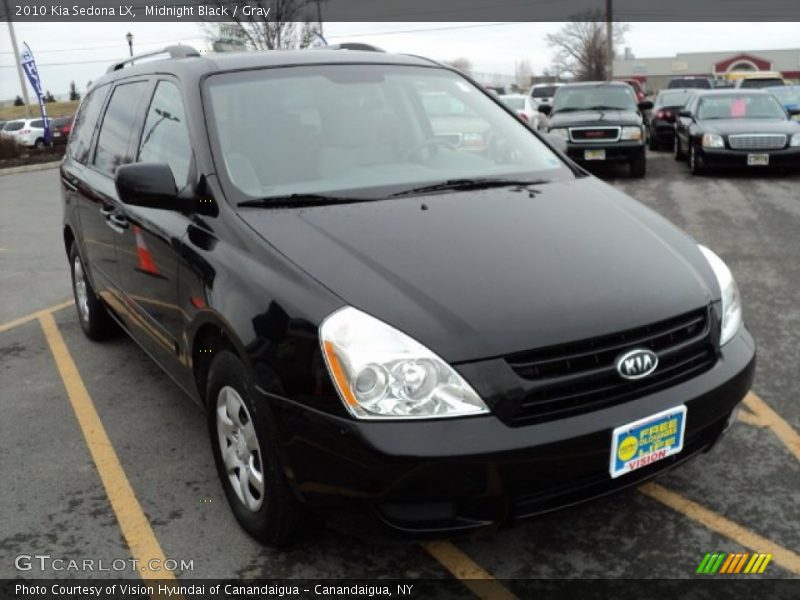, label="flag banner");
[20,42,51,145]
